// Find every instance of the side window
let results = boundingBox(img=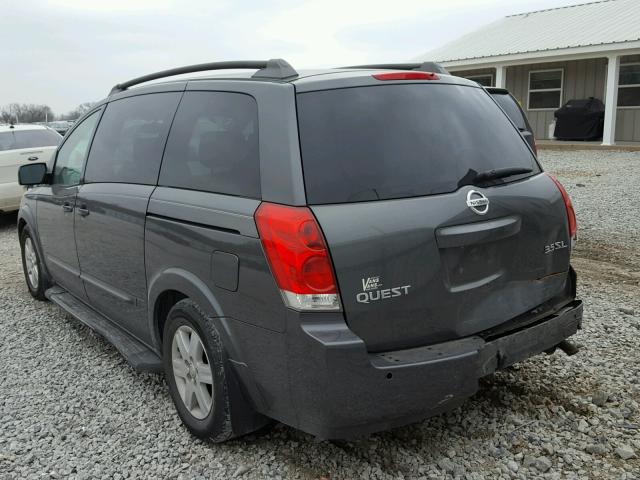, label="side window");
[14,130,62,149]
[492,94,527,130]
[53,110,101,186]
[159,91,260,199]
[0,132,16,151]
[84,92,181,185]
